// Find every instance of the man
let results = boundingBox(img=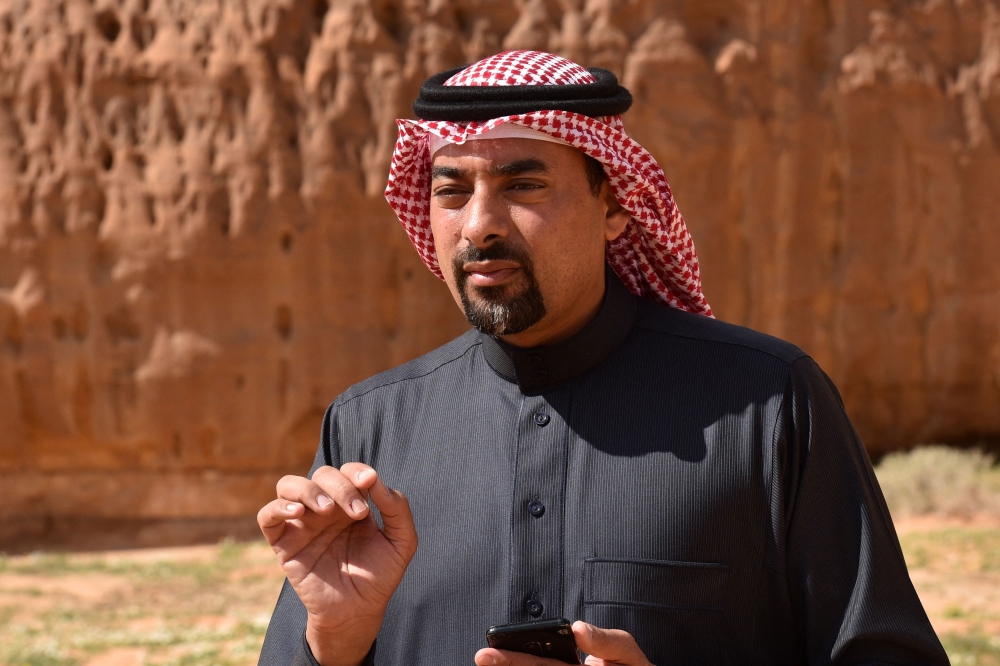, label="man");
[258,51,947,666]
